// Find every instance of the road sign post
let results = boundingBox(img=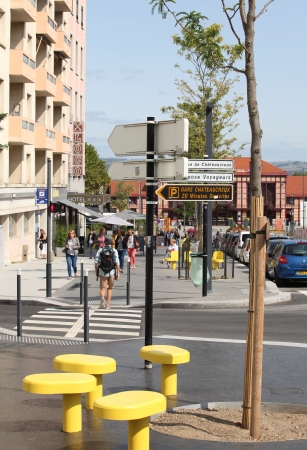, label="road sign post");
[206,103,213,295]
